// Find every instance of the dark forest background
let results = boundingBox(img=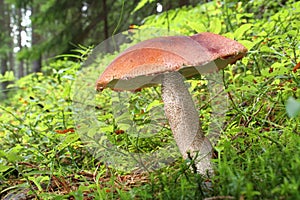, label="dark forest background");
[0,0,203,92]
